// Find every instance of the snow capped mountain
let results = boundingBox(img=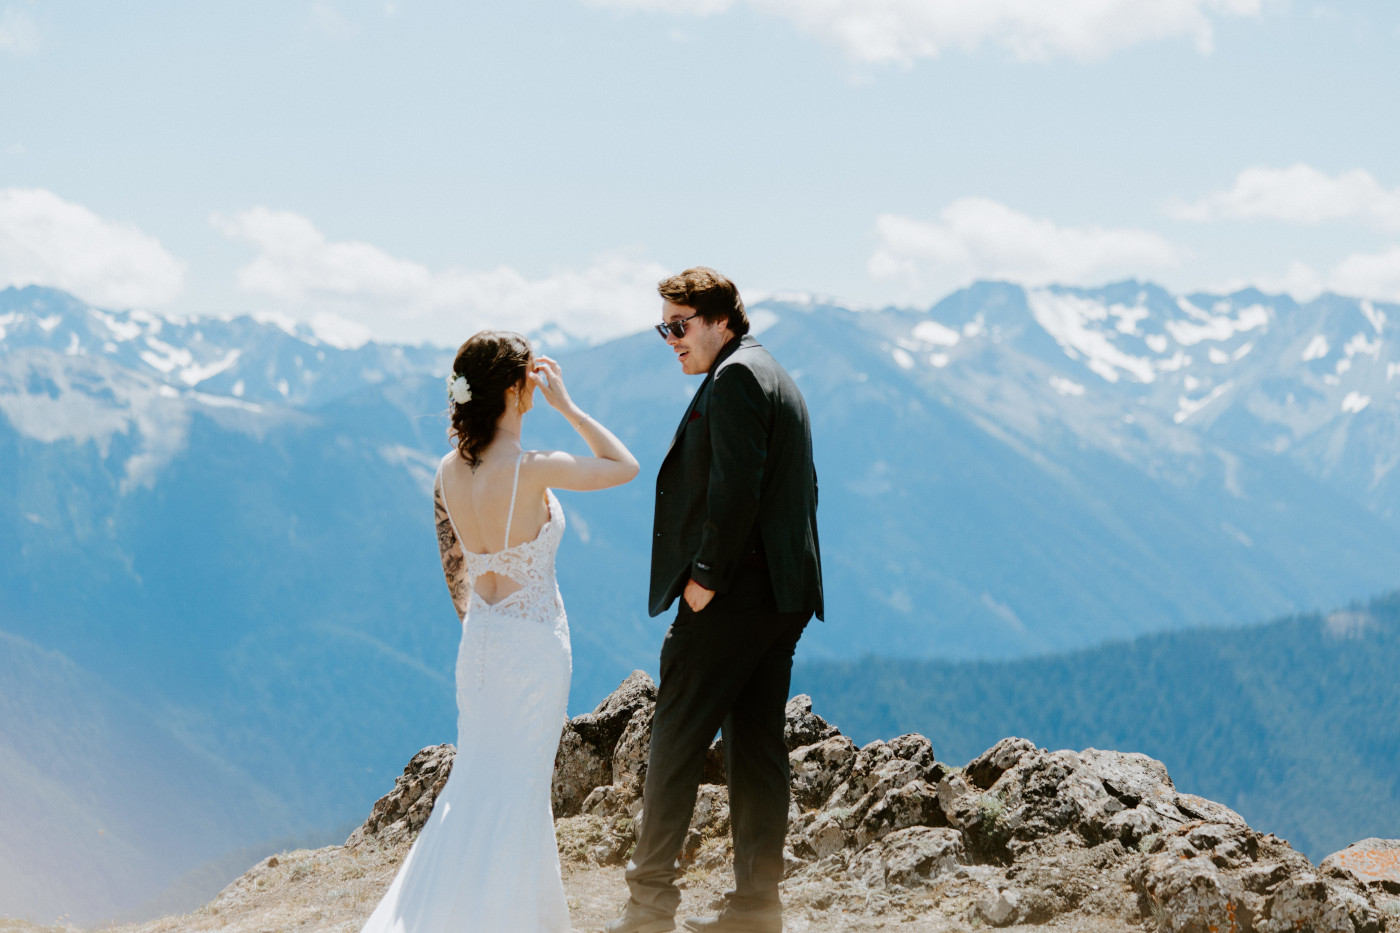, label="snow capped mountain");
[0,286,449,490]
[0,286,447,403]
[866,281,1398,488]
[5,279,1397,519]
